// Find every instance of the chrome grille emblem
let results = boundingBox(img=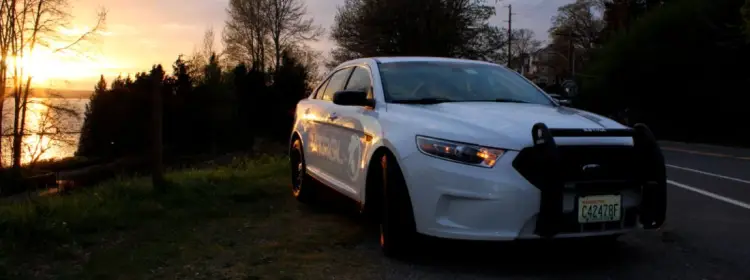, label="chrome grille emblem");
[581,164,601,171]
